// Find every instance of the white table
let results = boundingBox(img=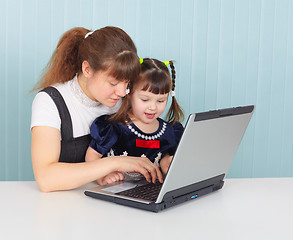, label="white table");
[1,178,292,240]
